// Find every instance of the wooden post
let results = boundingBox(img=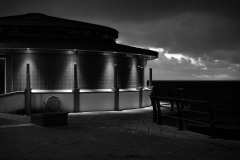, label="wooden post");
[208,102,216,138]
[156,100,162,125]
[73,64,80,112]
[25,64,31,115]
[177,100,184,131]
[114,65,119,111]
[150,97,157,123]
